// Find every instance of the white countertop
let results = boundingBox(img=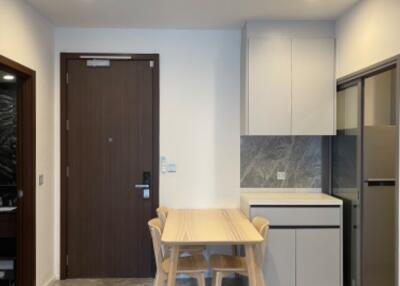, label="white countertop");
[241,192,343,206]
